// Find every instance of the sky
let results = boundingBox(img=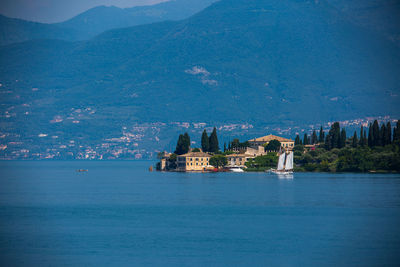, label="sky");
[0,0,169,23]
